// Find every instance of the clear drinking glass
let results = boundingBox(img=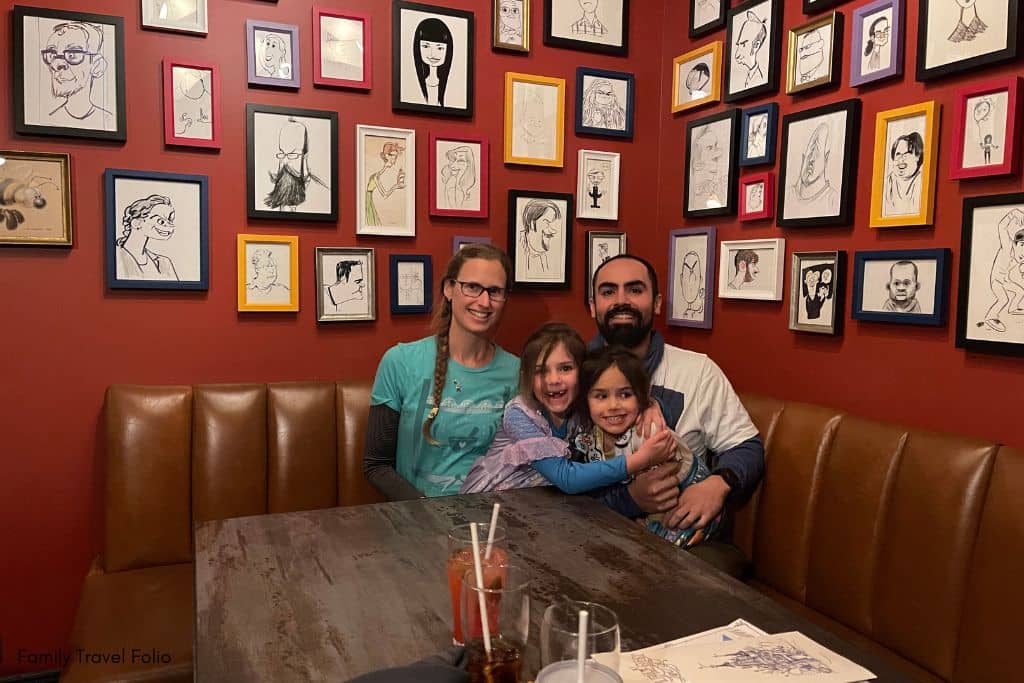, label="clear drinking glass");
[460,563,531,683]
[446,522,508,645]
[540,599,621,672]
